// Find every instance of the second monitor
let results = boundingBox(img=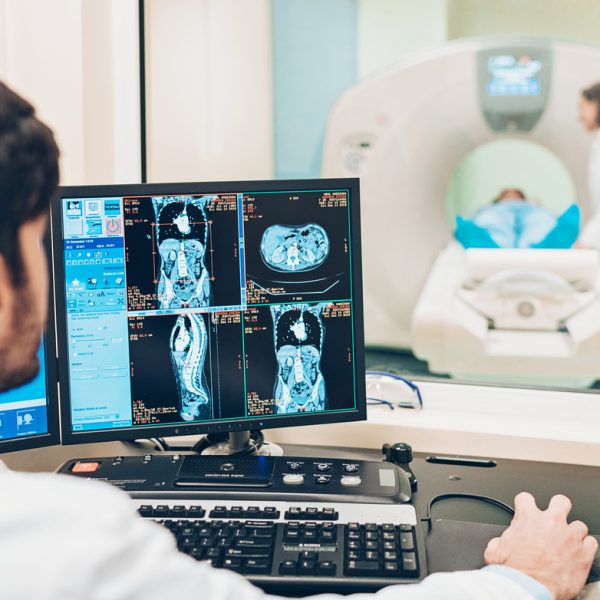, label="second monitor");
[52,179,365,446]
